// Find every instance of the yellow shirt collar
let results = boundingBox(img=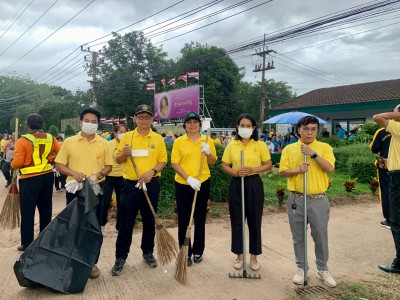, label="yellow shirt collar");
[133,128,155,138]
[181,133,206,142]
[77,132,102,142]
